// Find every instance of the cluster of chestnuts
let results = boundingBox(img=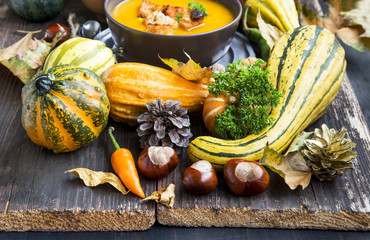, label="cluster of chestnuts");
[182,159,270,196]
[137,145,270,196]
